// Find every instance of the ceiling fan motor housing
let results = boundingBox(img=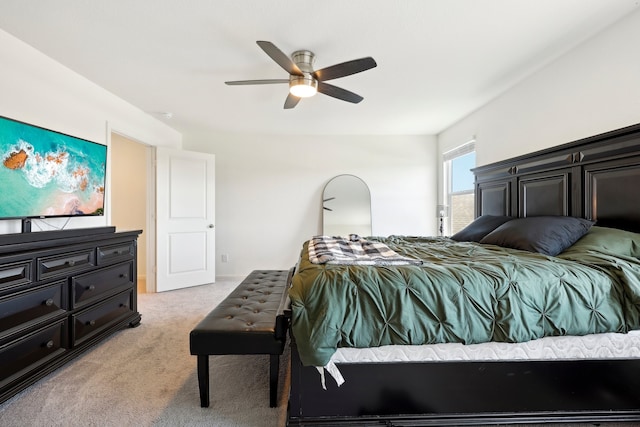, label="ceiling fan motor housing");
[291,50,315,73]
[290,50,317,96]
